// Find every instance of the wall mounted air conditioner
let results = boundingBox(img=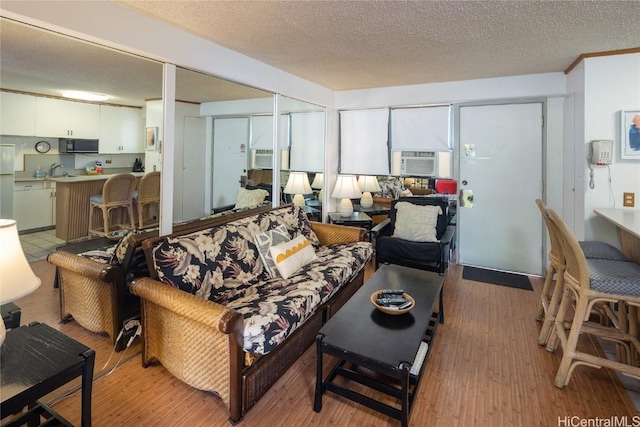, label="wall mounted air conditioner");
[252,149,273,169]
[400,151,437,176]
